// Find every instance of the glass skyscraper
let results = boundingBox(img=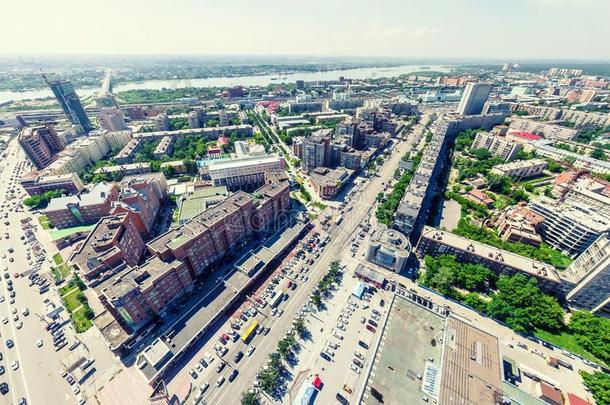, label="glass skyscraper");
[43,74,93,133]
